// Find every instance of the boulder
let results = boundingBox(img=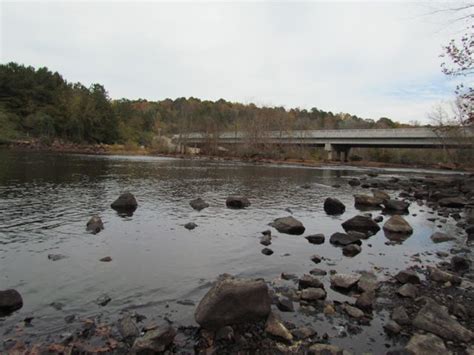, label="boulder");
[111,192,138,211]
[438,197,466,208]
[324,197,346,215]
[86,216,104,234]
[329,232,362,246]
[0,289,23,315]
[427,266,462,285]
[190,197,209,211]
[300,288,327,301]
[413,298,473,342]
[330,273,360,290]
[132,326,176,353]
[394,270,420,284]
[383,215,413,234]
[194,276,271,329]
[270,216,305,235]
[405,333,448,355]
[226,196,250,209]
[383,199,410,212]
[354,194,383,207]
[342,215,380,234]
[305,234,325,244]
[265,312,293,342]
[342,244,361,257]
[430,232,455,243]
